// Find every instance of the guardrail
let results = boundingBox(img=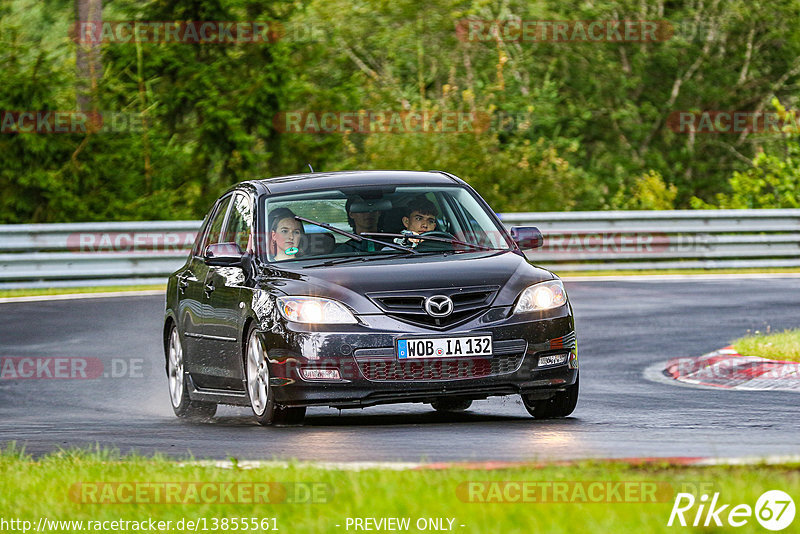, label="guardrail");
[1,209,799,287]
[500,209,800,272]
[0,221,198,288]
